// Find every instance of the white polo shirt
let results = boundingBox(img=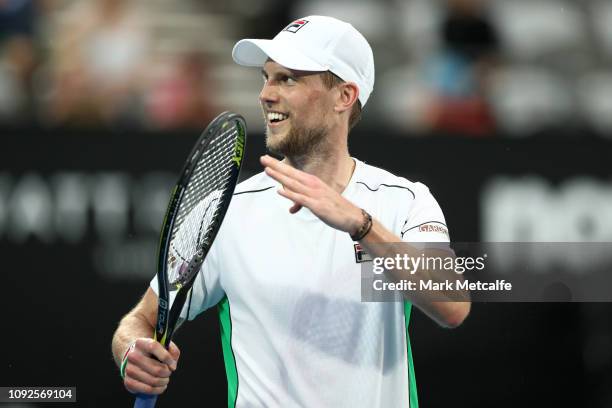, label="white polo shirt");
[152,158,449,408]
